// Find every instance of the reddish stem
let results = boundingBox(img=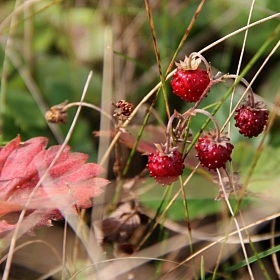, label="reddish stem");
[191,77,223,110]
[165,111,184,153]
[189,52,212,74]
[183,108,222,142]
[223,74,255,107]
